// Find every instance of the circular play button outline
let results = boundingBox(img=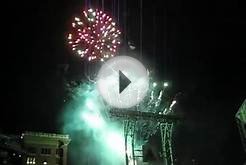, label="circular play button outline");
[96,56,149,109]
